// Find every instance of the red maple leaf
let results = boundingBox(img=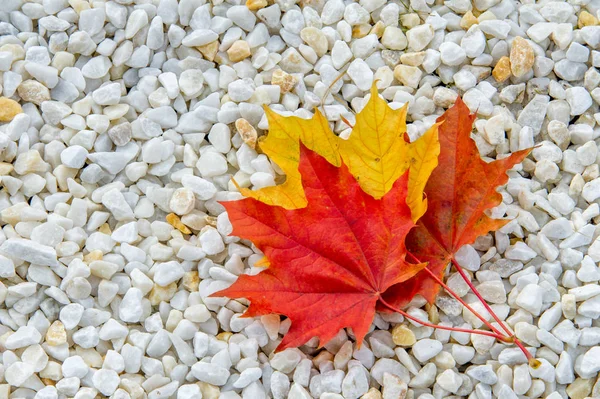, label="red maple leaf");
[382,98,531,309]
[213,144,424,350]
